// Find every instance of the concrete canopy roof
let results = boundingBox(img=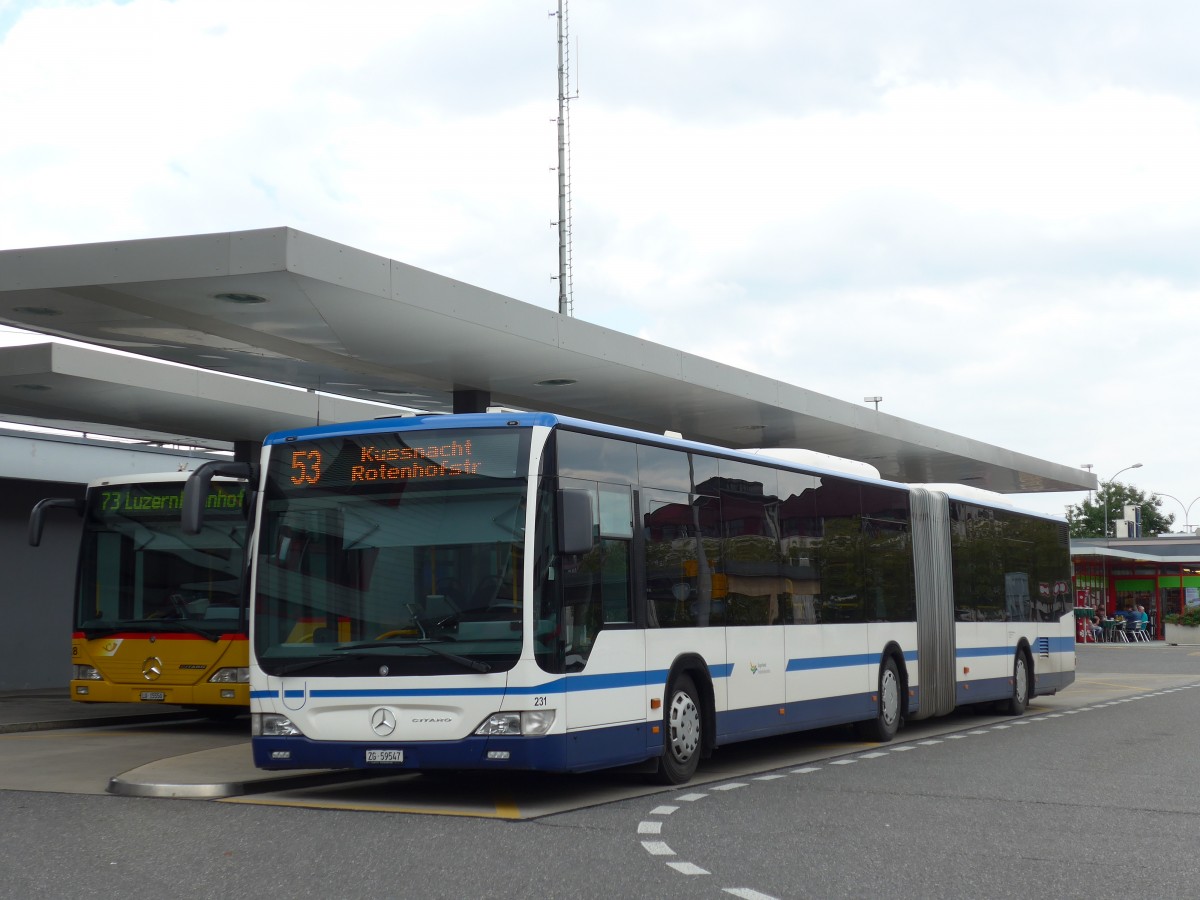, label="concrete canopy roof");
[0,227,1096,494]
[0,342,407,449]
